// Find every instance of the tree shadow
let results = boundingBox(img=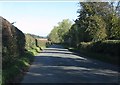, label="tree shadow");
[34,56,119,71]
[40,49,119,71]
[22,45,119,83]
[22,54,119,83]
